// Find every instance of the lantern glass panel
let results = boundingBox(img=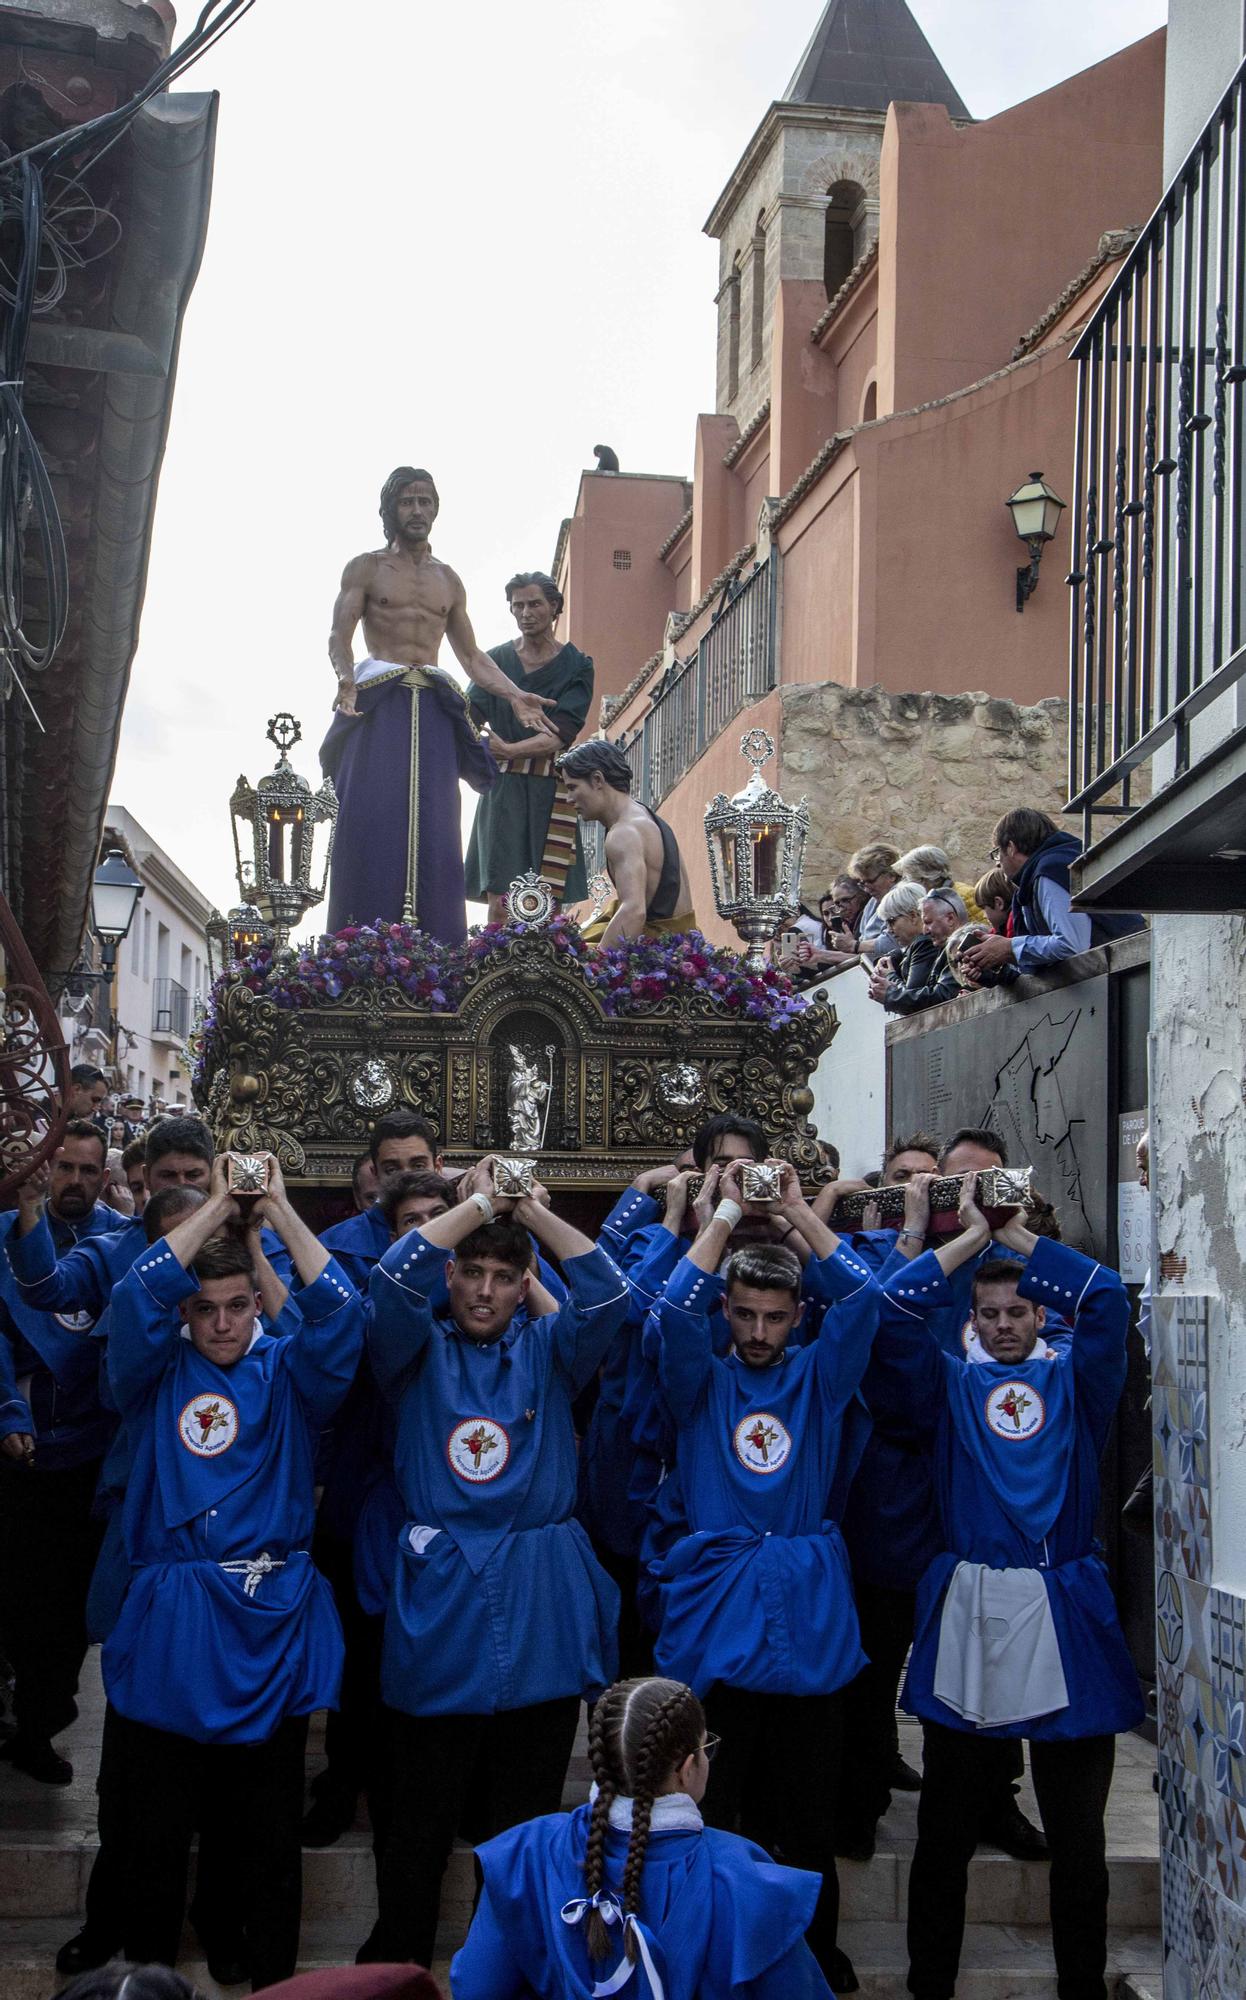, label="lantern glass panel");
[716,826,738,903]
[753,823,783,900]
